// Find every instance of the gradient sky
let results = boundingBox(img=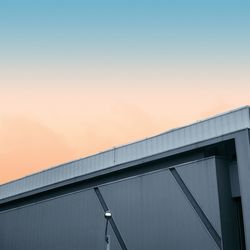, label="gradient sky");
[0,0,250,184]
